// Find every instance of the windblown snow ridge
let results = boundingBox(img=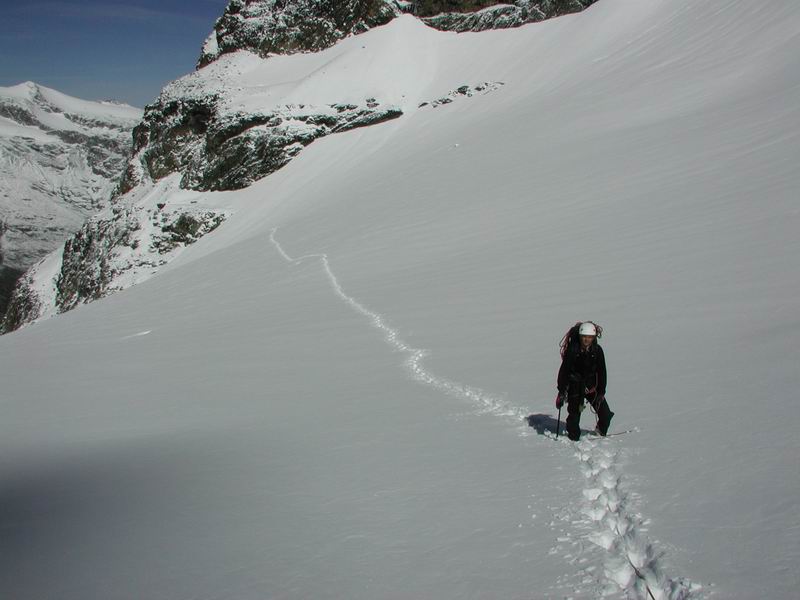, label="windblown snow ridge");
[270,228,527,420]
